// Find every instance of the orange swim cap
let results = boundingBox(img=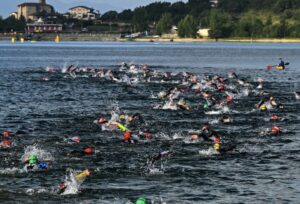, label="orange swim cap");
[2,140,11,146]
[191,134,198,140]
[271,126,280,134]
[2,131,10,137]
[271,115,279,120]
[123,131,131,140]
[84,147,93,154]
